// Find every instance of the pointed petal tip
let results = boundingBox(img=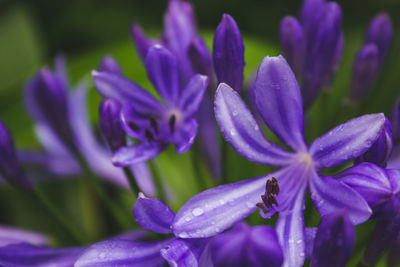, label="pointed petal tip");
[138,192,146,199]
